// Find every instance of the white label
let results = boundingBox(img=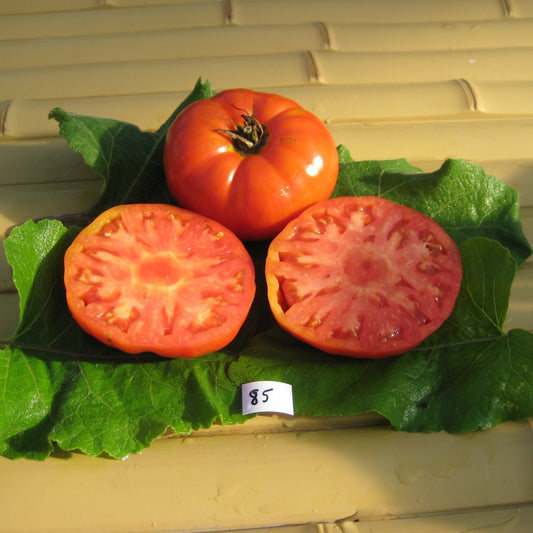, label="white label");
[241,381,294,416]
